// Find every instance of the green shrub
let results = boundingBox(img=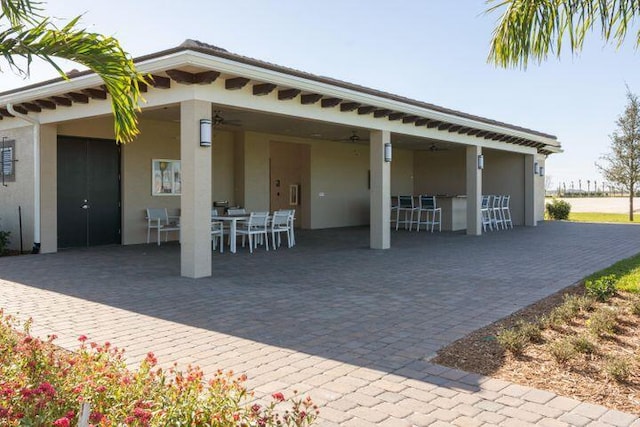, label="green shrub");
[515,320,543,343]
[563,294,595,313]
[571,335,596,354]
[605,356,631,382]
[496,328,528,356]
[630,297,640,316]
[546,199,571,220]
[585,274,618,302]
[0,229,10,255]
[548,338,577,364]
[586,307,617,337]
[546,303,577,328]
